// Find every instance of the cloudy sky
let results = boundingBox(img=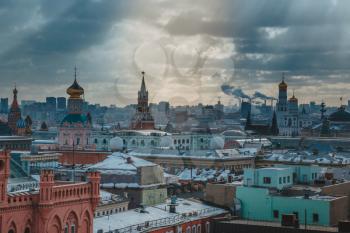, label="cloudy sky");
[1,0,350,107]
